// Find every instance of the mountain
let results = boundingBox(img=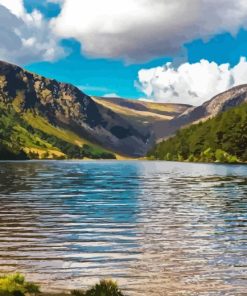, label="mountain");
[0,97,116,160]
[93,96,190,139]
[148,102,247,163]
[93,96,190,123]
[0,60,189,159]
[154,85,247,139]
